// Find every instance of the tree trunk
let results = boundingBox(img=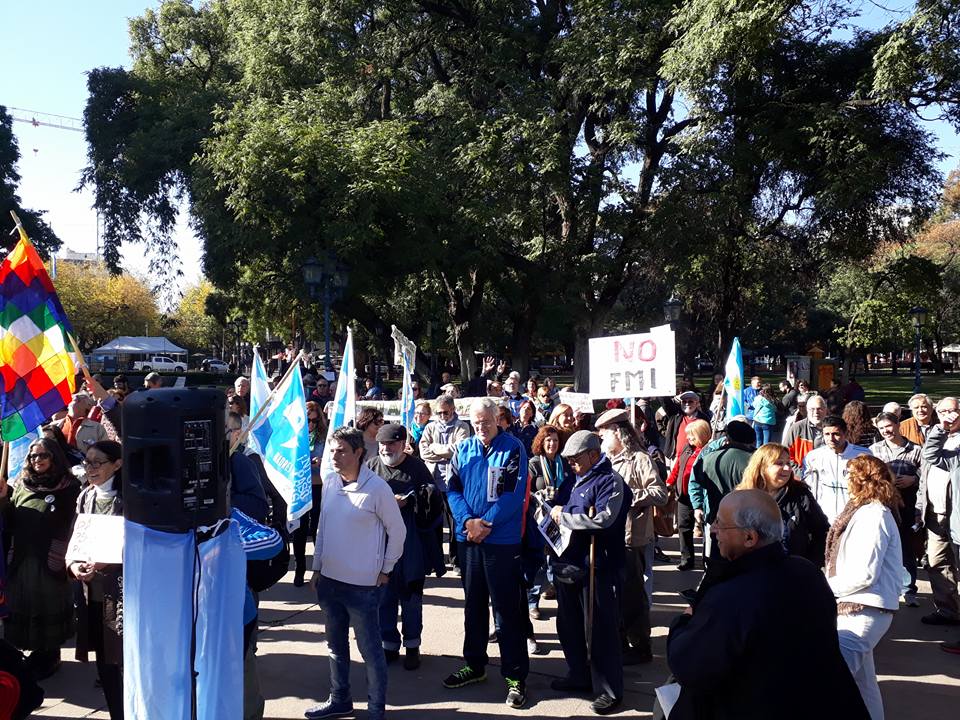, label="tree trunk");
[925,336,944,375]
[509,296,538,381]
[440,269,485,383]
